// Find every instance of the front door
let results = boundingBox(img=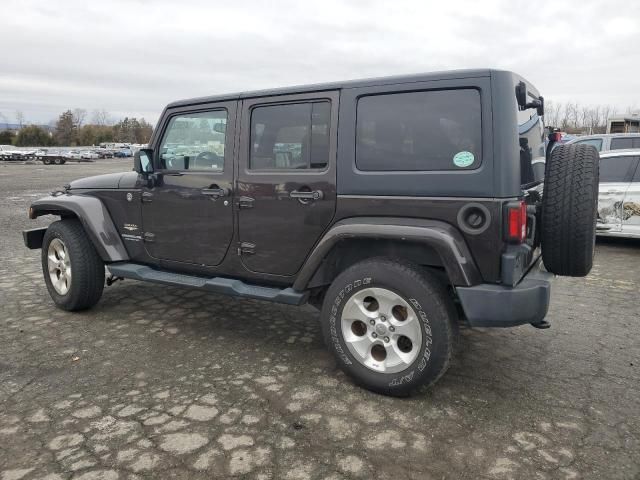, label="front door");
[237,92,338,276]
[142,102,236,266]
[597,154,637,233]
